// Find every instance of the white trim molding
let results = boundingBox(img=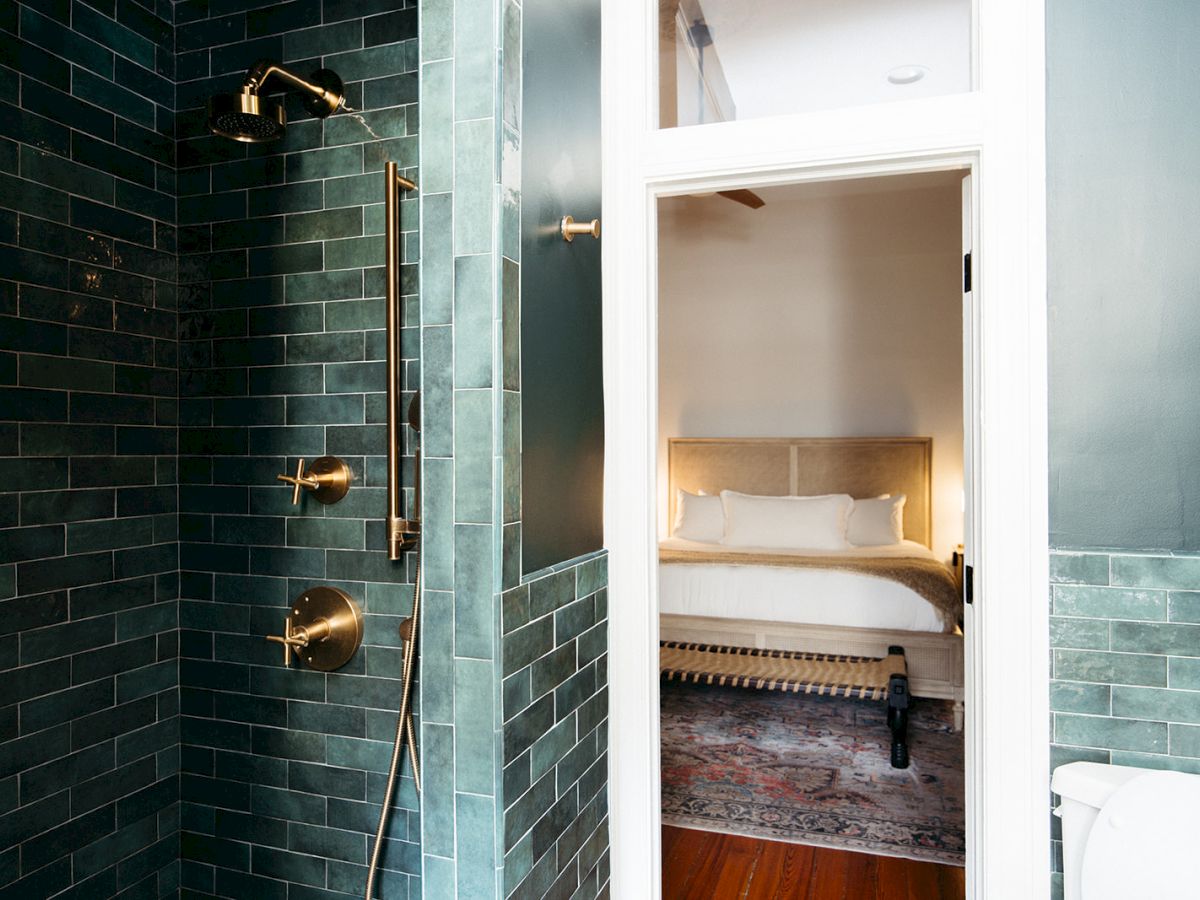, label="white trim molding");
[601,1,1047,897]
